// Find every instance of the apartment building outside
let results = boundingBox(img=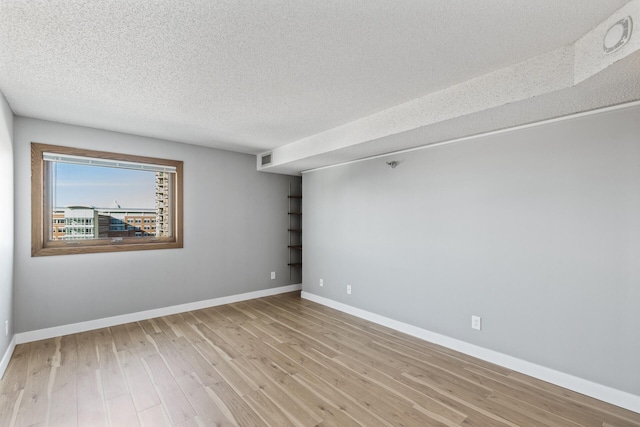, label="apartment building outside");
[51,207,157,240]
[155,171,171,237]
